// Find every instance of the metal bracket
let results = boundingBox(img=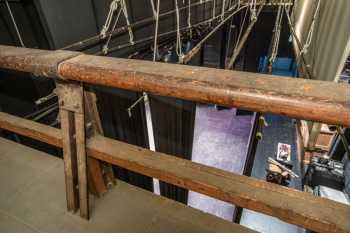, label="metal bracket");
[127,92,148,118]
[54,81,84,114]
